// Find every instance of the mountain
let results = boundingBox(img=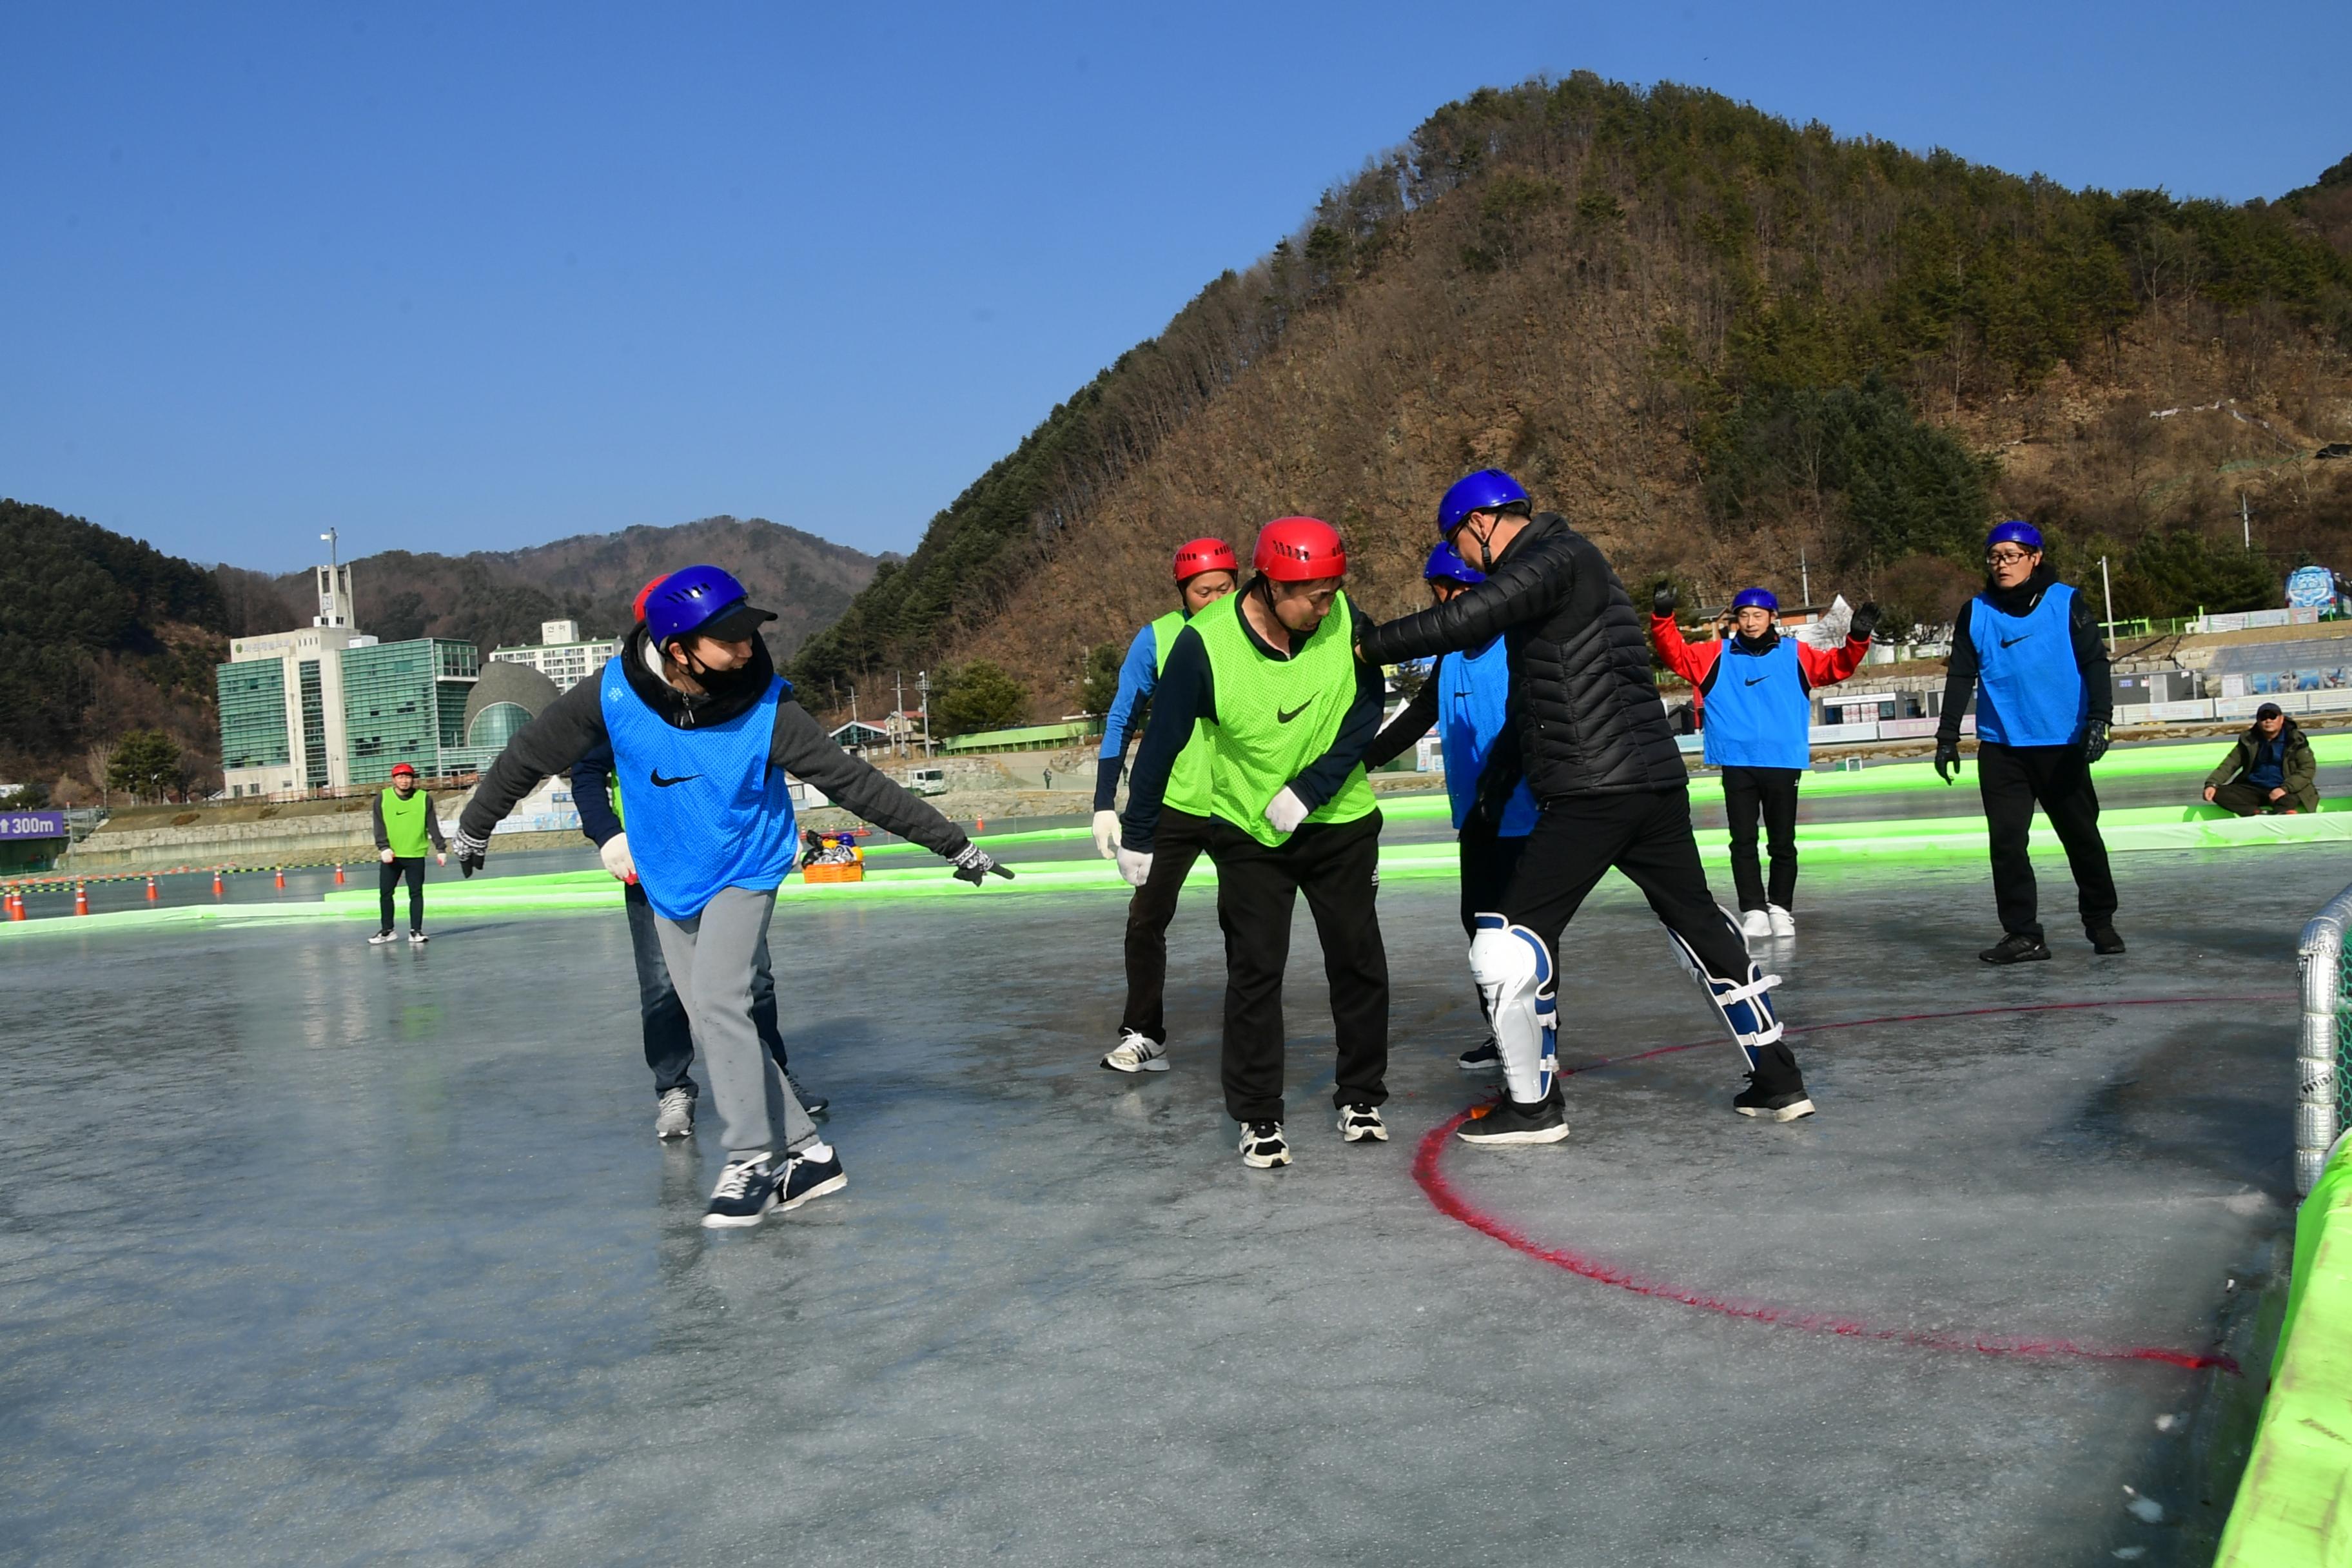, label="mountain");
[248,515,882,664]
[2,505,878,799]
[0,498,230,792]
[790,73,2352,721]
